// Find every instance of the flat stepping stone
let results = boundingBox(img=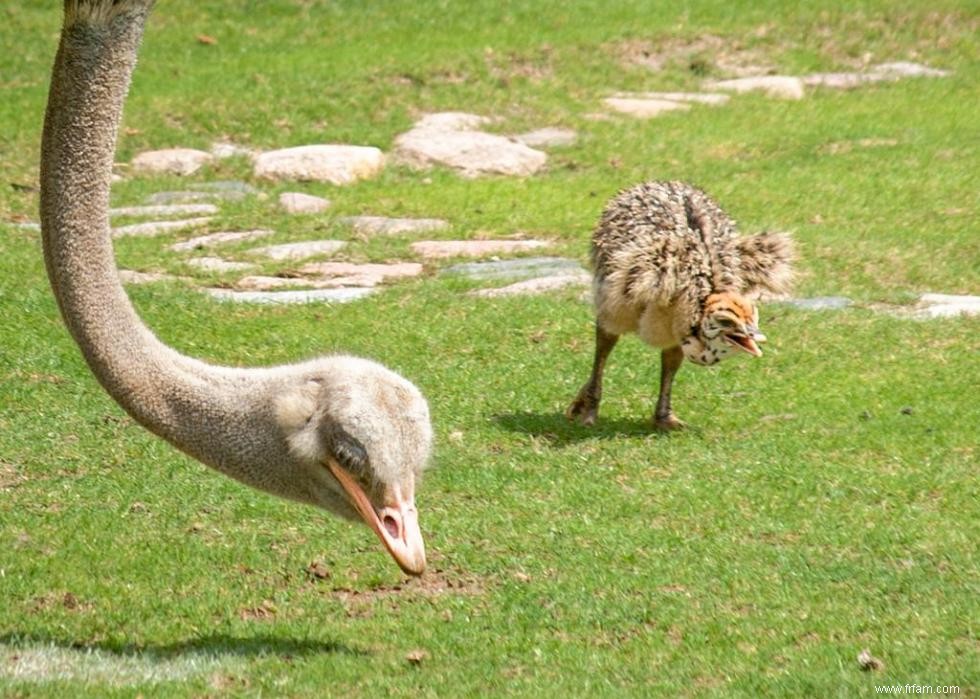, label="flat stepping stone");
[912,293,980,319]
[145,181,258,205]
[603,97,691,118]
[210,141,256,159]
[298,261,424,286]
[247,240,347,261]
[131,148,213,176]
[513,128,578,148]
[109,204,218,218]
[611,91,731,106]
[279,192,331,214]
[9,222,40,231]
[118,269,189,284]
[207,287,376,304]
[235,275,390,291]
[394,112,547,178]
[804,61,951,89]
[706,76,805,100]
[145,191,227,205]
[170,229,273,252]
[253,145,385,185]
[339,215,449,237]
[184,257,258,273]
[442,256,585,280]
[194,180,260,195]
[410,239,547,259]
[112,217,212,238]
[469,271,591,298]
[781,296,853,311]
